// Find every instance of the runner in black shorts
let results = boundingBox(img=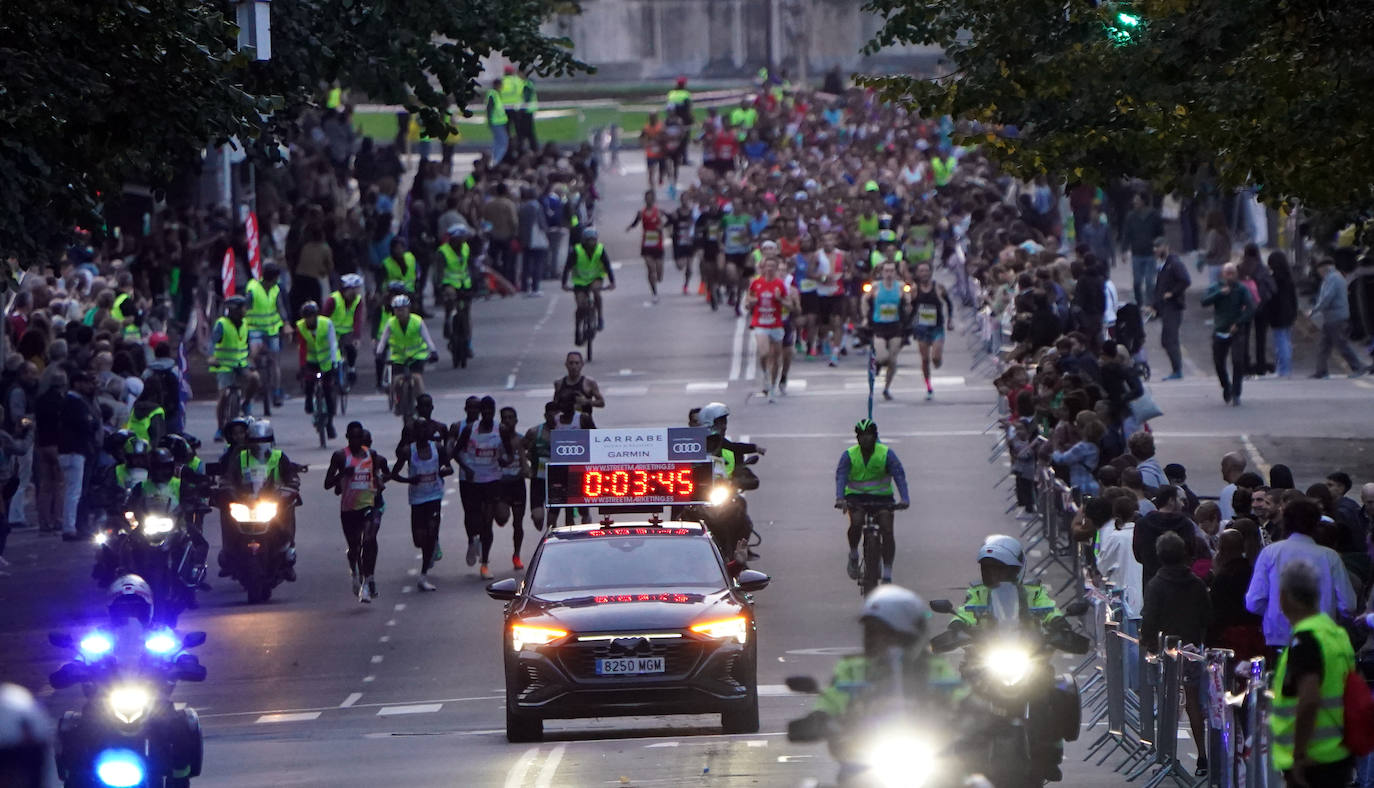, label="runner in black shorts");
[492,406,530,569]
[670,201,697,295]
